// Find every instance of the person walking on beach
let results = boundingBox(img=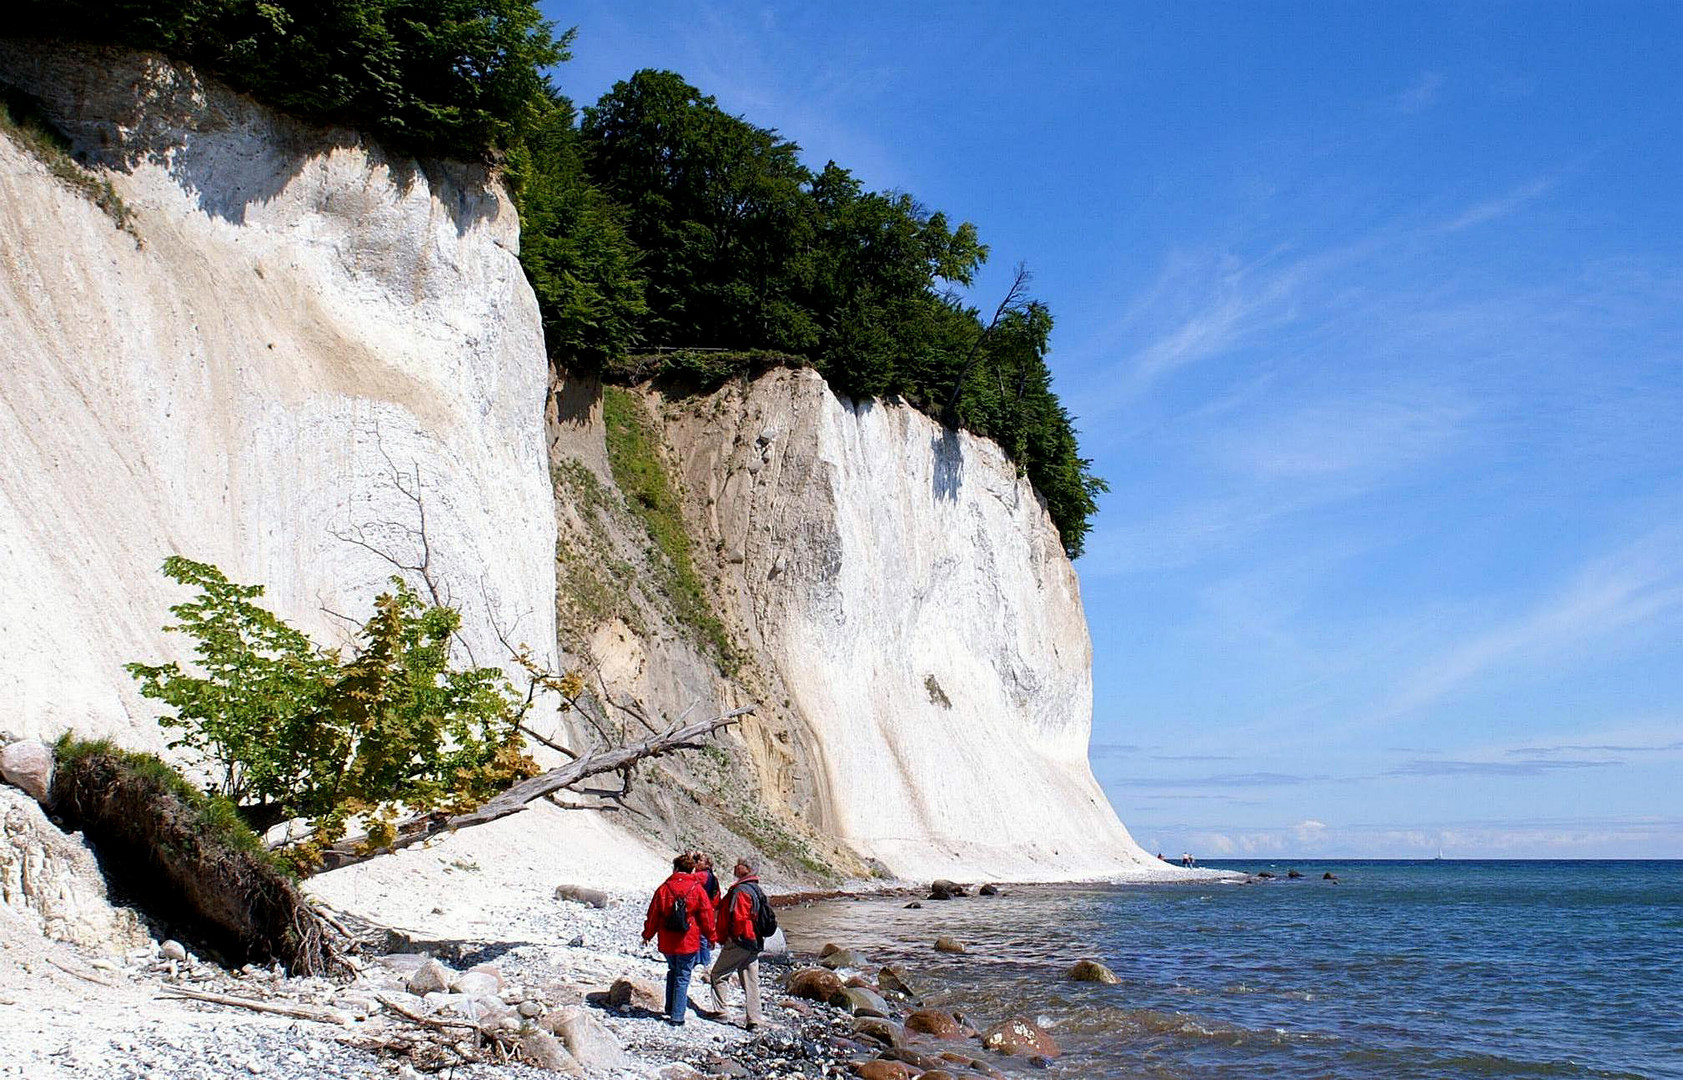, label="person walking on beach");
[641,853,717,1026]
[709,858,770,1030]
[694,852,721,970]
